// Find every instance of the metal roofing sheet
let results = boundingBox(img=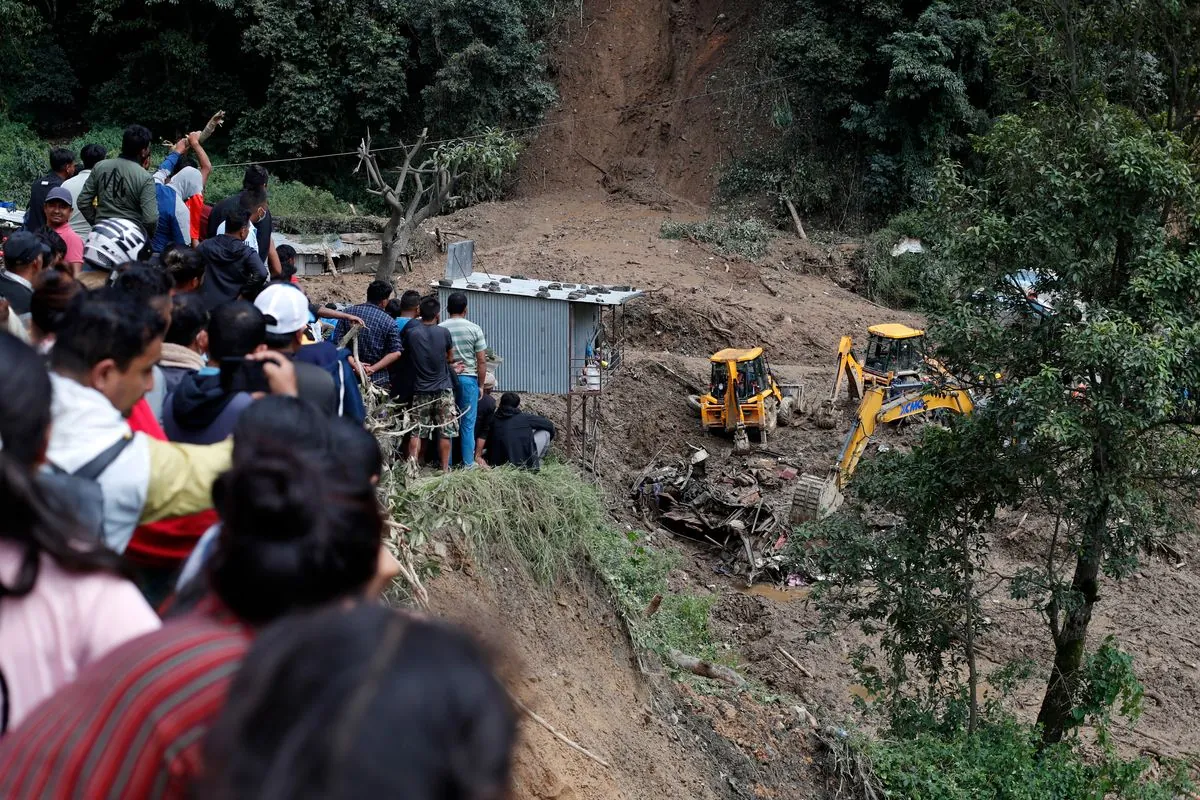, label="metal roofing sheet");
[431,272,643,306]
